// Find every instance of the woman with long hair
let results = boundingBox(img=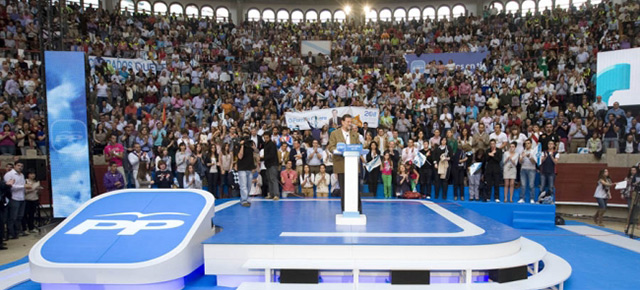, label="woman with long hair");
[175,142,189,188]
[184,164,202,189]
[220,143,233,198]
[366,141,381,196]
[207,143,221,198]
[299,164,315,198]
[93,122,108,155]
[136,161,153,188]
[433,137,451,200]
[419,141,434,199]
[503,142,519,203]
[396,162,411,197]
[593,168,613,227]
